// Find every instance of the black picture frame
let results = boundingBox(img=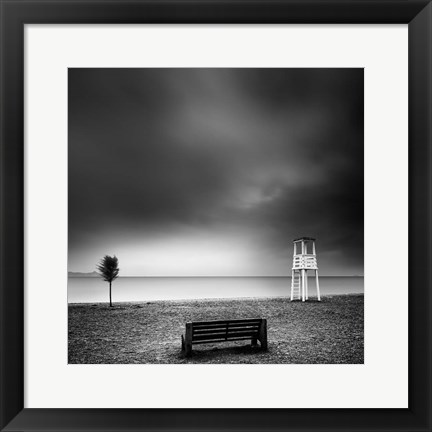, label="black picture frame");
[1,1,431,431]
